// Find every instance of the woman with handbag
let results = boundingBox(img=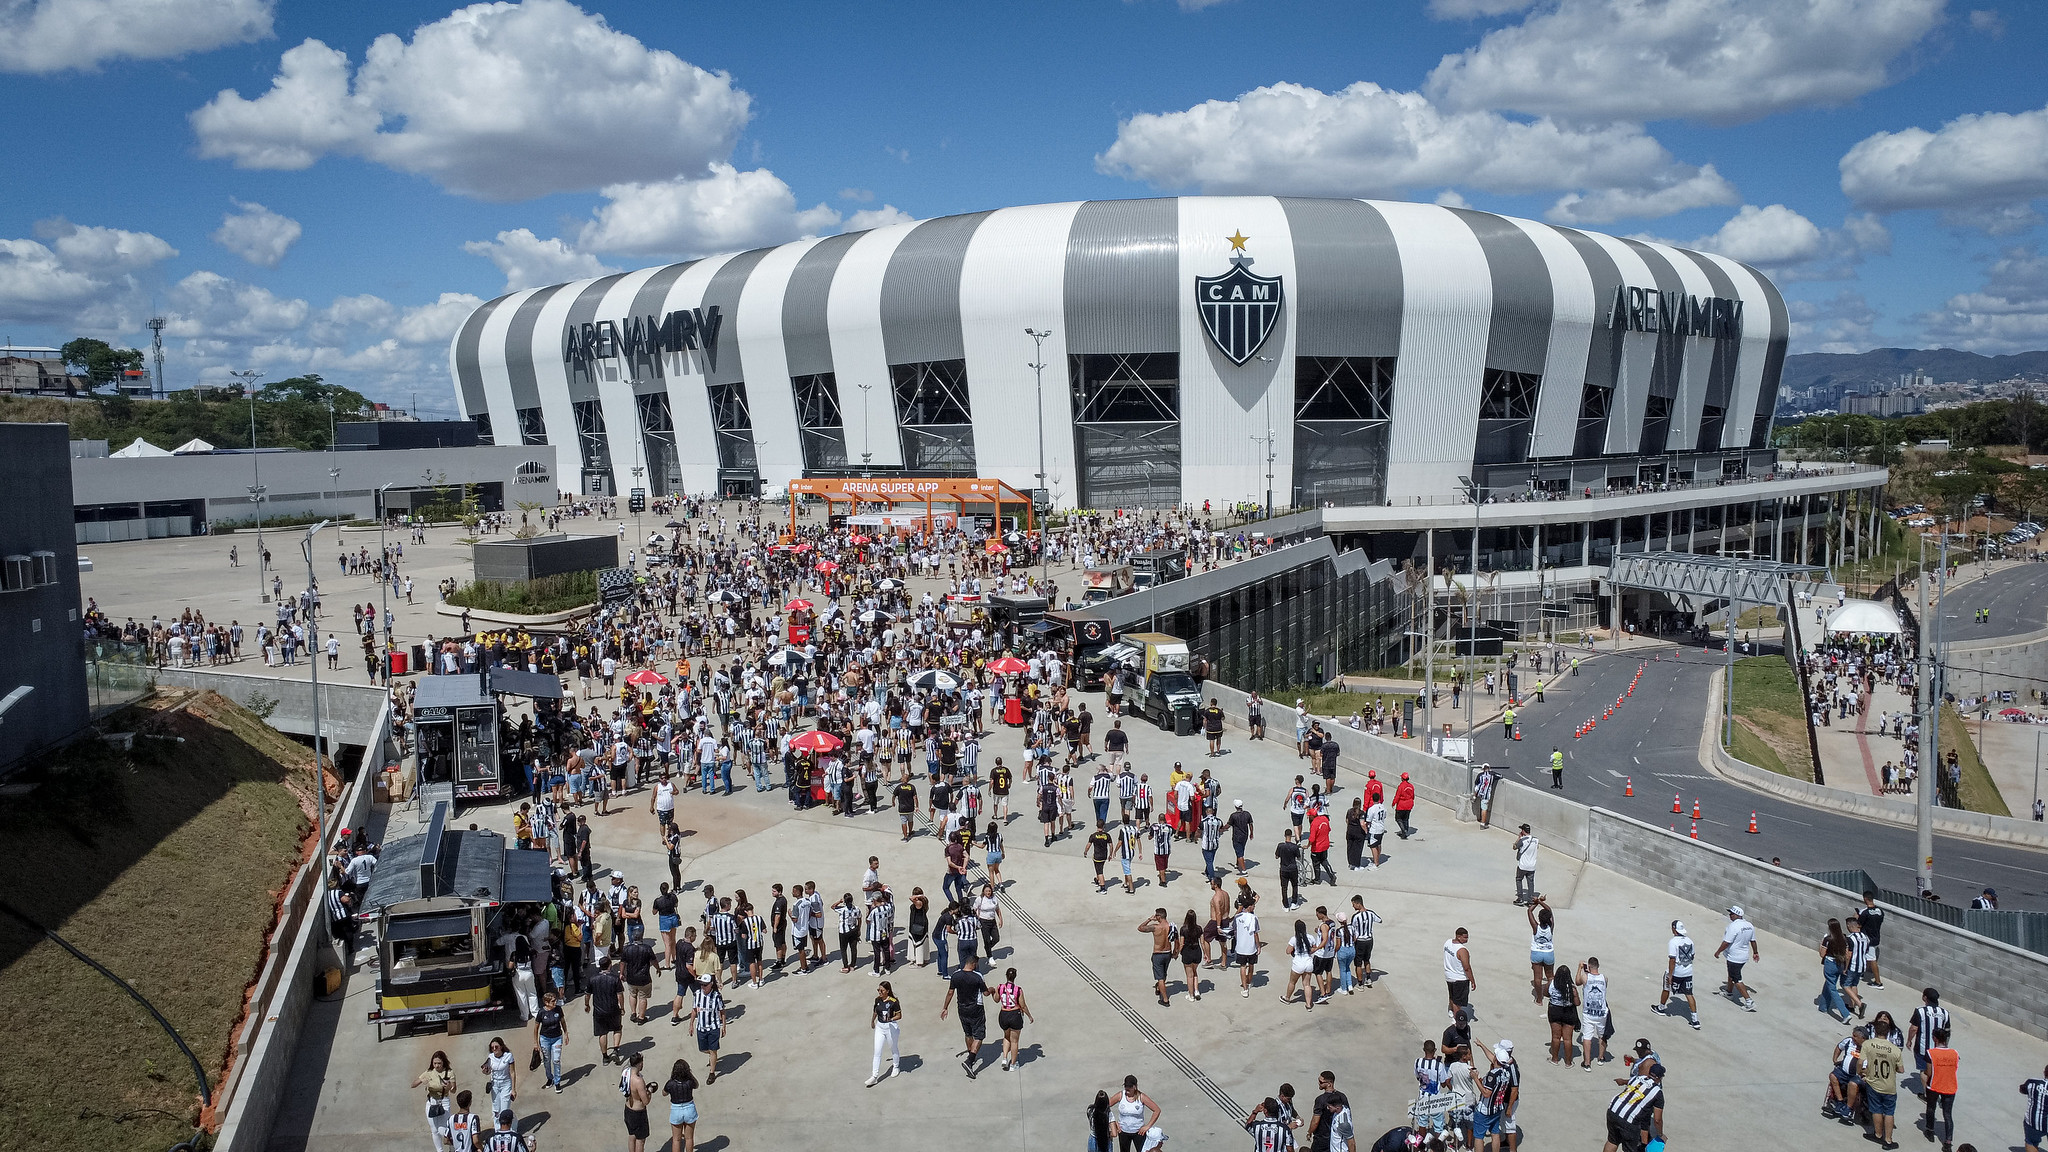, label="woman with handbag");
[906,888,932,967]
[409,1049,457,1151]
